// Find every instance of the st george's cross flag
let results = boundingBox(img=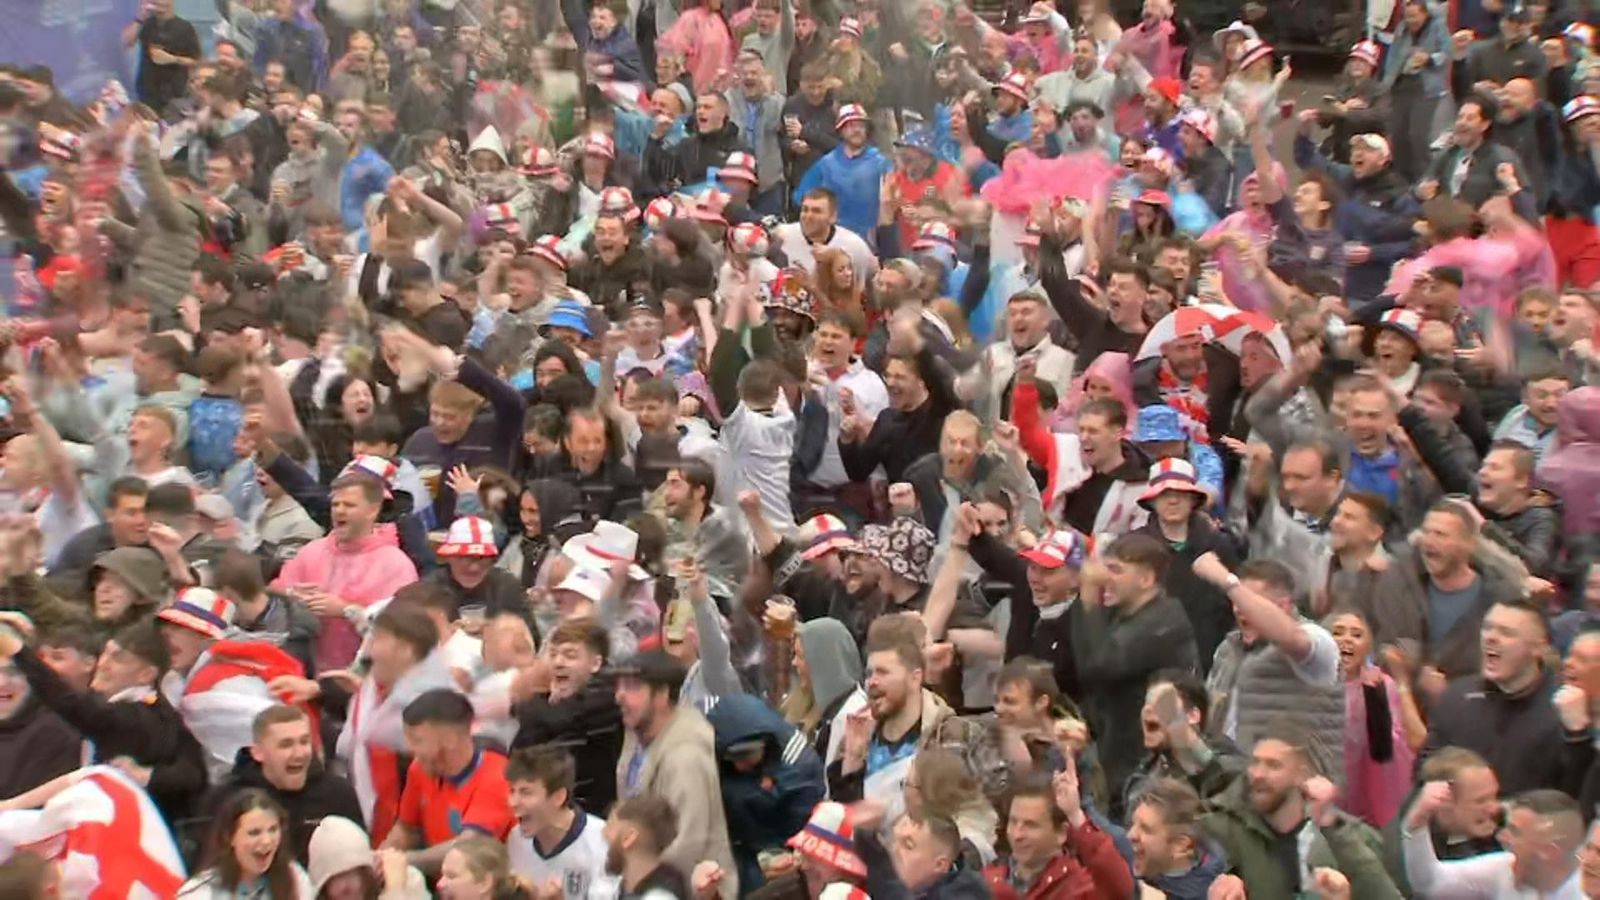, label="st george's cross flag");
[0,766,186,899]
